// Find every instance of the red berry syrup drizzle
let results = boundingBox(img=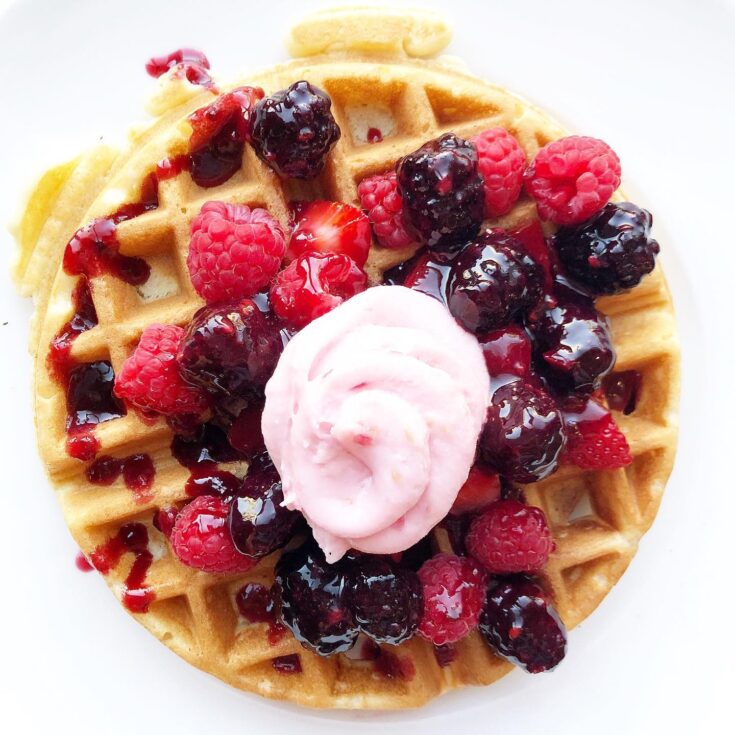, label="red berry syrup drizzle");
[361,639,416,681]
[86,453,156,504]
[603,370,641,415]
[235,583,287,645]
[156,86,264,189]
[145,48,216,91]
[90,522,155,613]
[171,422,247,501]
[63,173,159,287]
[433,644,457,668]
[47,277,98,385]
[272,654,302,674]
[65,361,127,461]
[75,550,94,572]
[367,127,383,144]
